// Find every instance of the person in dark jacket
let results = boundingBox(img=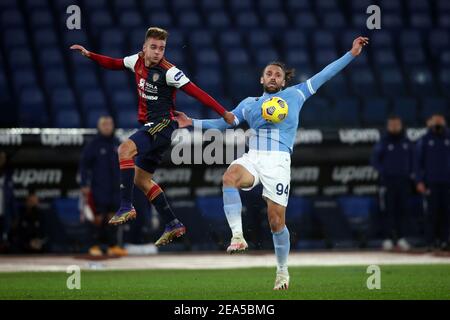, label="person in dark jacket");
[79,116,127,256]
[0,151,17,253]
[414,113,450,251]
[371,115,413,251]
